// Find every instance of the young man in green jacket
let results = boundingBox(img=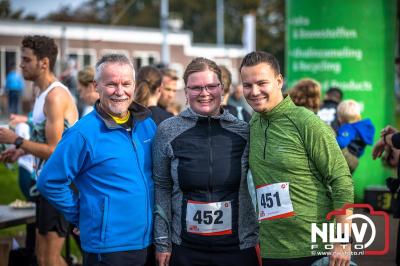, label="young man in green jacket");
[240,51,354,266]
